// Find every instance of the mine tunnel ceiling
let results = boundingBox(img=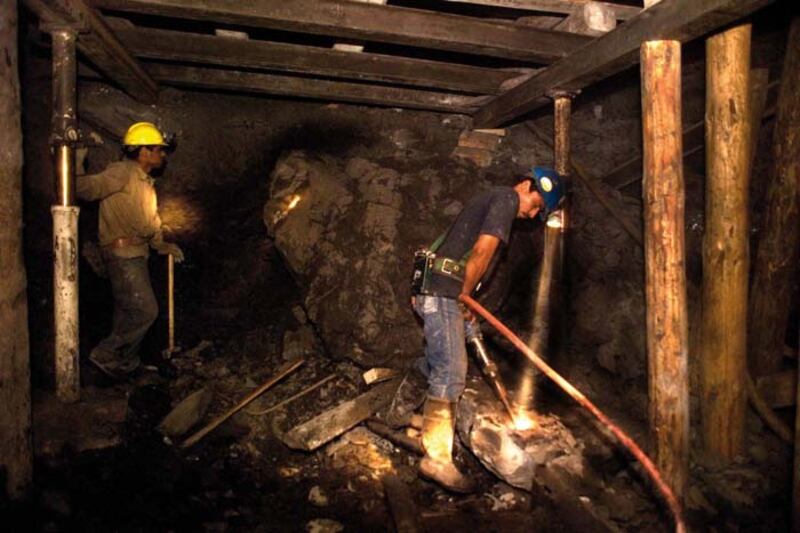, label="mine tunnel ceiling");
[26,0,775,126]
